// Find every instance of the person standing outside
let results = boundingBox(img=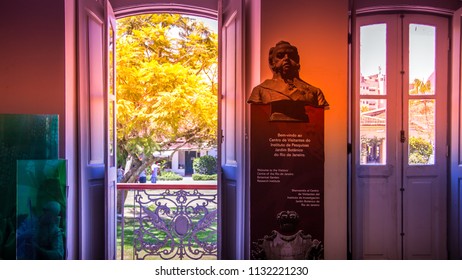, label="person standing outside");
[138,169,147,183]
[150,162,159,183]
[117,165,124,183]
